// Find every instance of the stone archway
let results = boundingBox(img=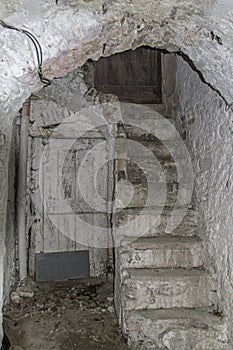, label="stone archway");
[1,0,233,121]
[1,0,233,345]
